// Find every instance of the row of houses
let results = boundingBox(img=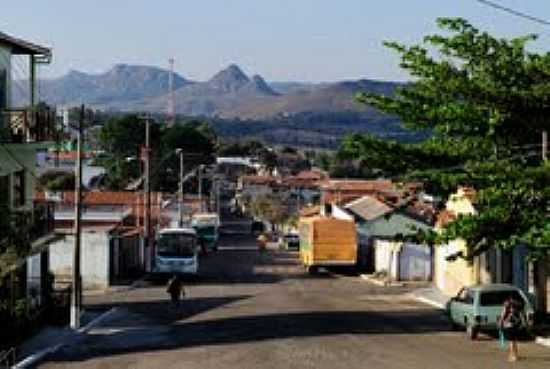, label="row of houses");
[320,182,550,315]
[237,169,550,315]
[0,31,209,303]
